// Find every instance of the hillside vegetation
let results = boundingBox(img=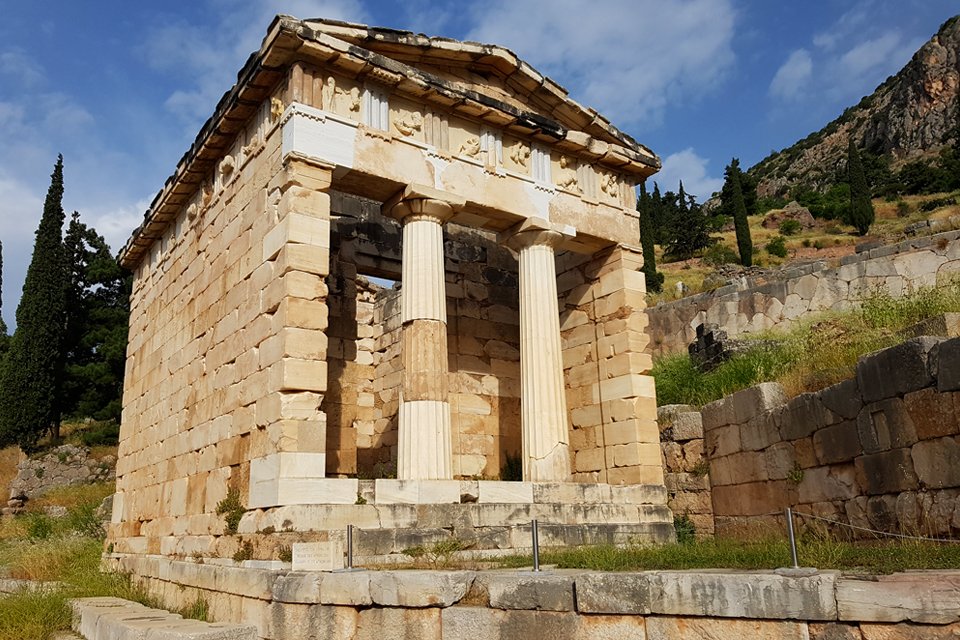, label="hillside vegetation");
[653,280,960,407]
